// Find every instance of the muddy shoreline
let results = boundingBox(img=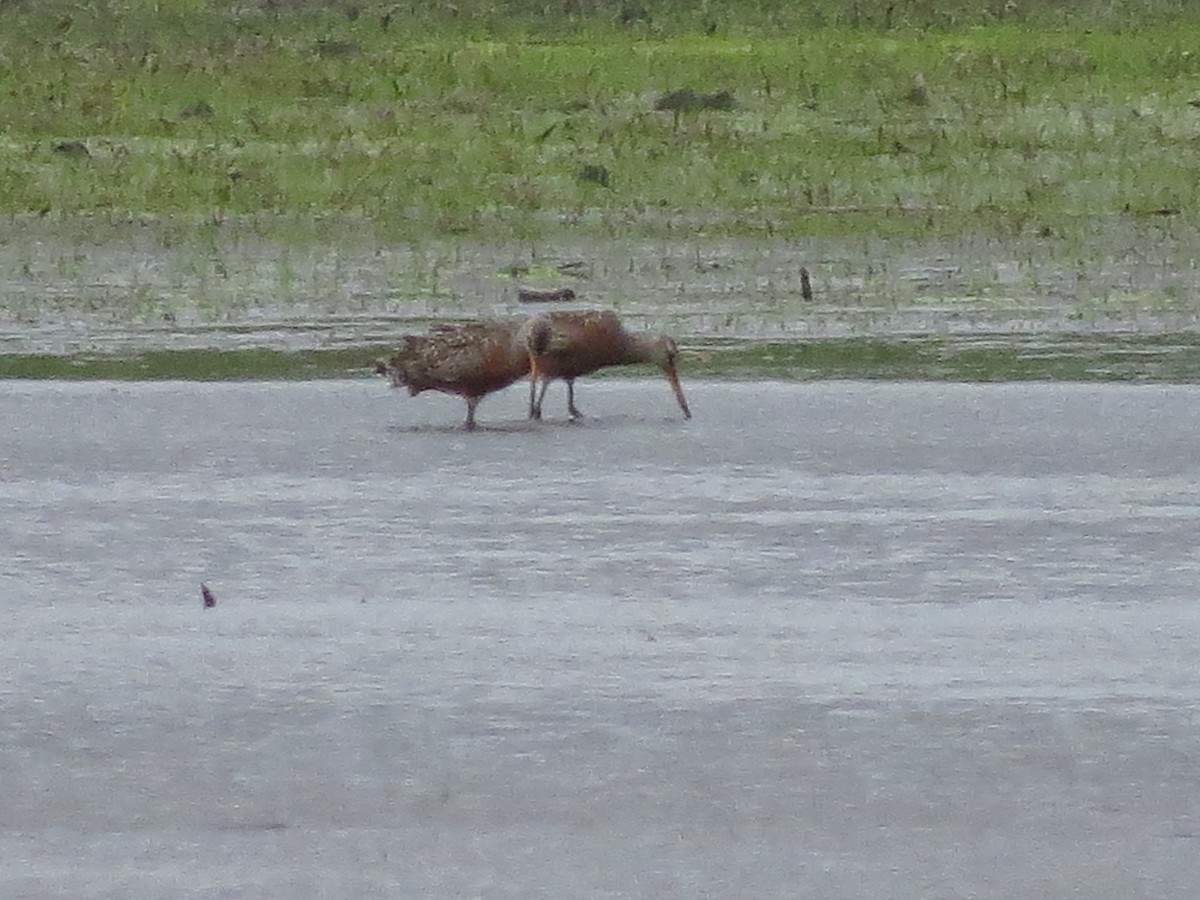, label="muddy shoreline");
[2,217,1199,380]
